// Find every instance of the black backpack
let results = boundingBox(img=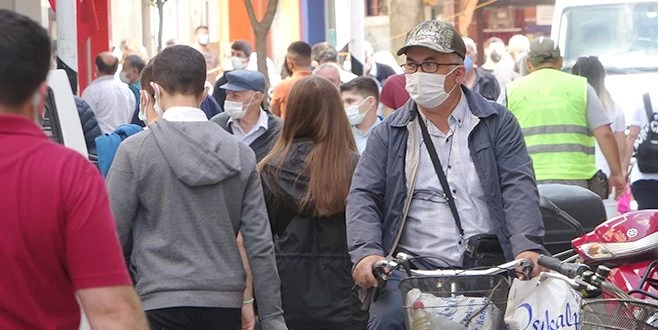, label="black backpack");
[635,93,658,173]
